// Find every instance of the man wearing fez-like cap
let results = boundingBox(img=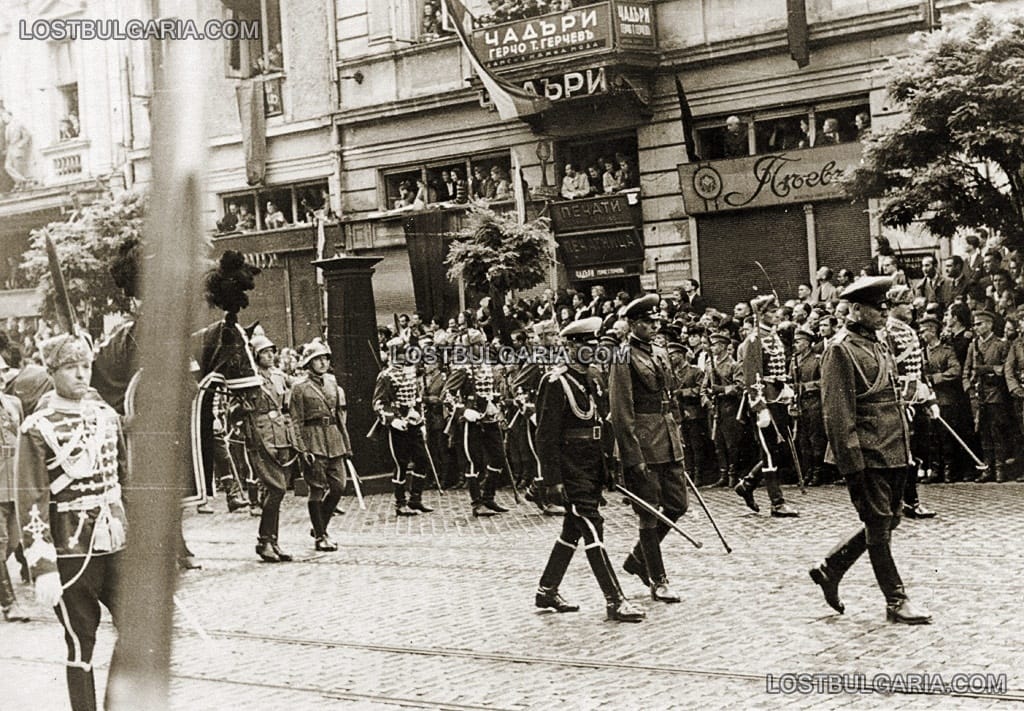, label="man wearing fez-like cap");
[533,317,644,622]
[963,308,1013,482]
[16,333,131,709]
[509,320,566,517]
[883,284,937,518]
[789,326,828,486]
[608,294,688,603]
[701,329,744,489]
[810,275,932,624]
